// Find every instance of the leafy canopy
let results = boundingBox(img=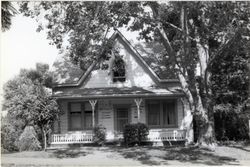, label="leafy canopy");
[2,63,60,131]
[19,1,142,71]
